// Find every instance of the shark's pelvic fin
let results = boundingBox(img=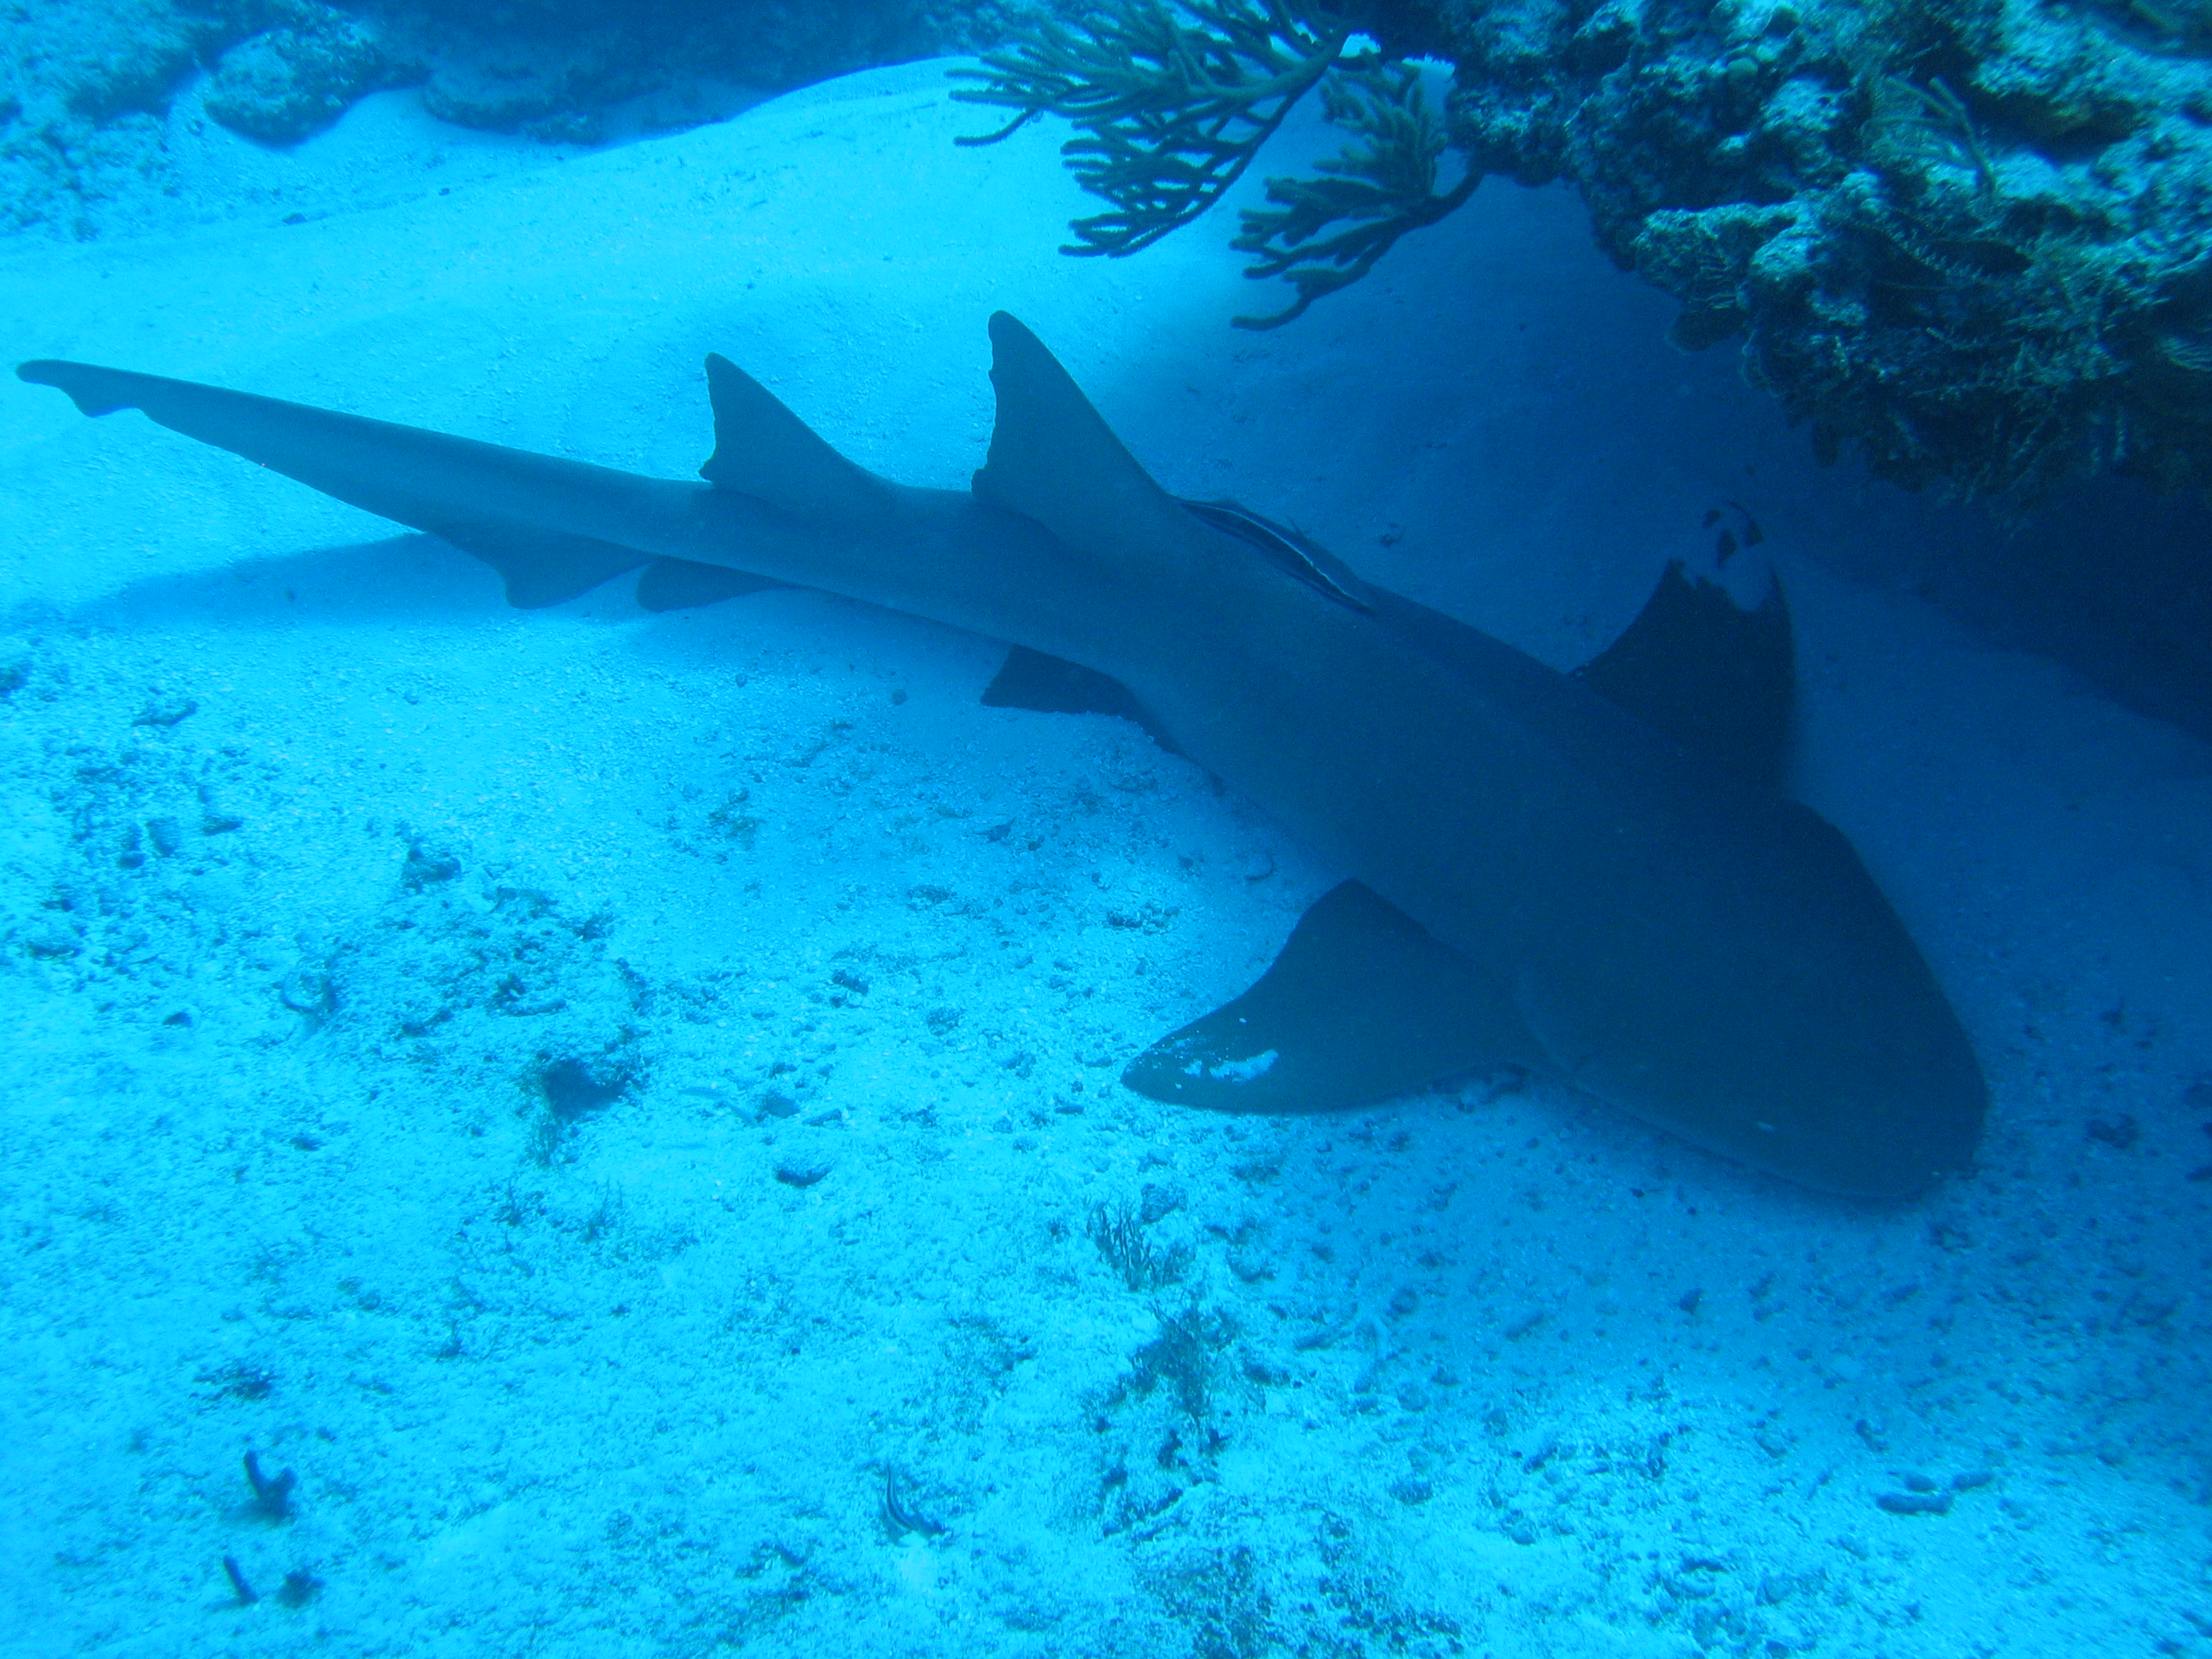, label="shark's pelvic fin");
[700,354,894,525]
[634,558,783,613]
[1573,561,1795,789]
[970,312,1201,572]
[1121,879,1546,1114]
[981,645,1183,754]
